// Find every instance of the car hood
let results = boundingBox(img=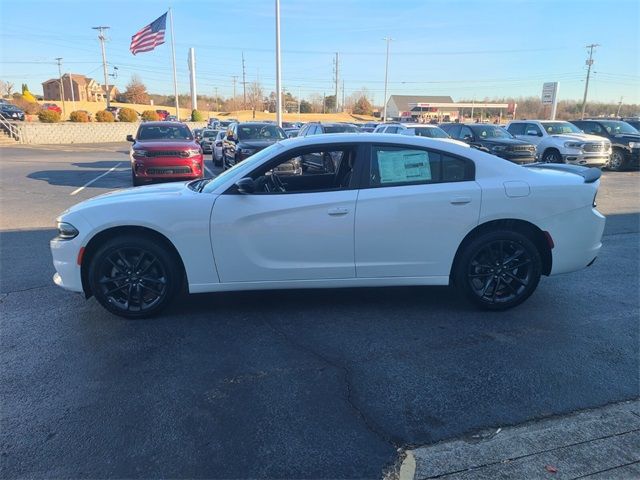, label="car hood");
[238,139,279,149]
[613,133,640,142]
[133,140,199,149]
[62,182,193,217]
[479,137,533,146]
[550,133,609,143]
